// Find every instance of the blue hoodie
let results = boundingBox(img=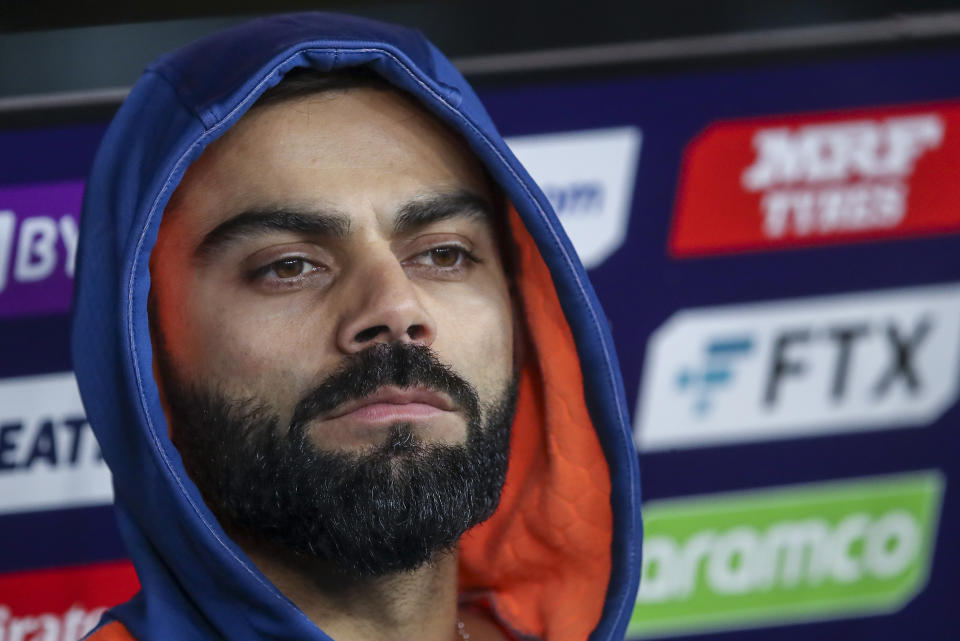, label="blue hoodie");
[72,12,641,641]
